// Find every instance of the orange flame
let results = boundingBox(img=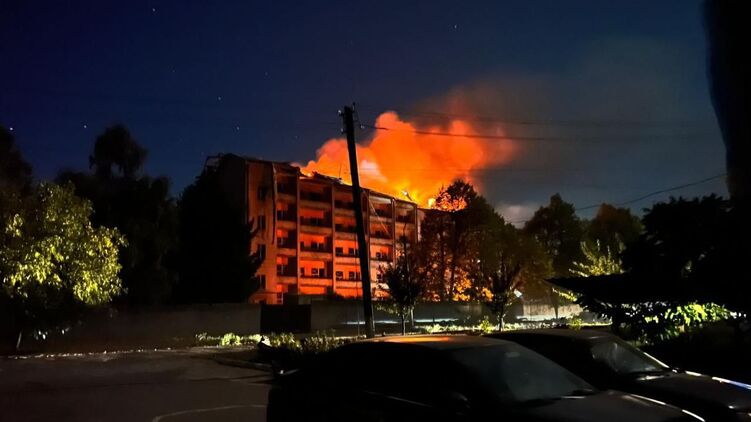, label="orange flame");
[302,111,516,207]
